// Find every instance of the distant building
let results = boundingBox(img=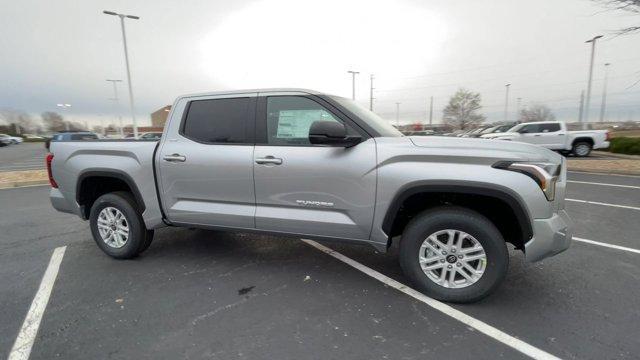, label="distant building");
[151,105,171,127]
